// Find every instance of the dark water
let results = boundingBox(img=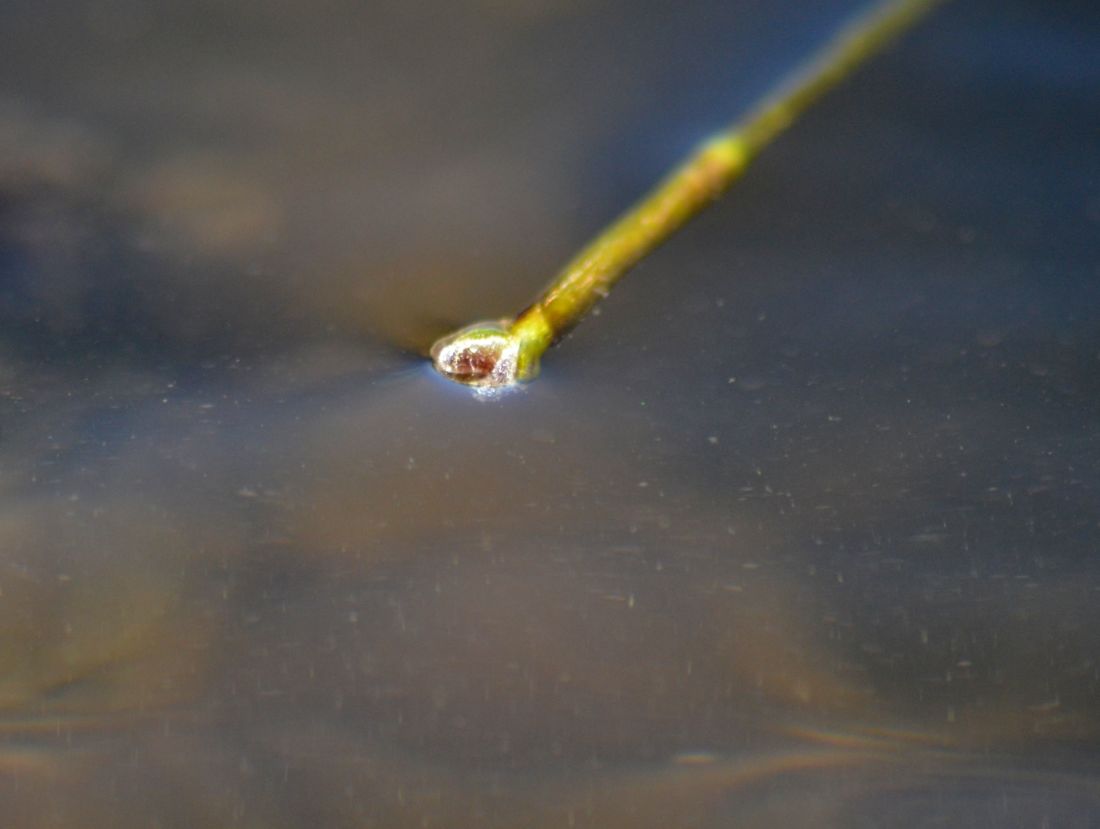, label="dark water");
[2,0,1099,826]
